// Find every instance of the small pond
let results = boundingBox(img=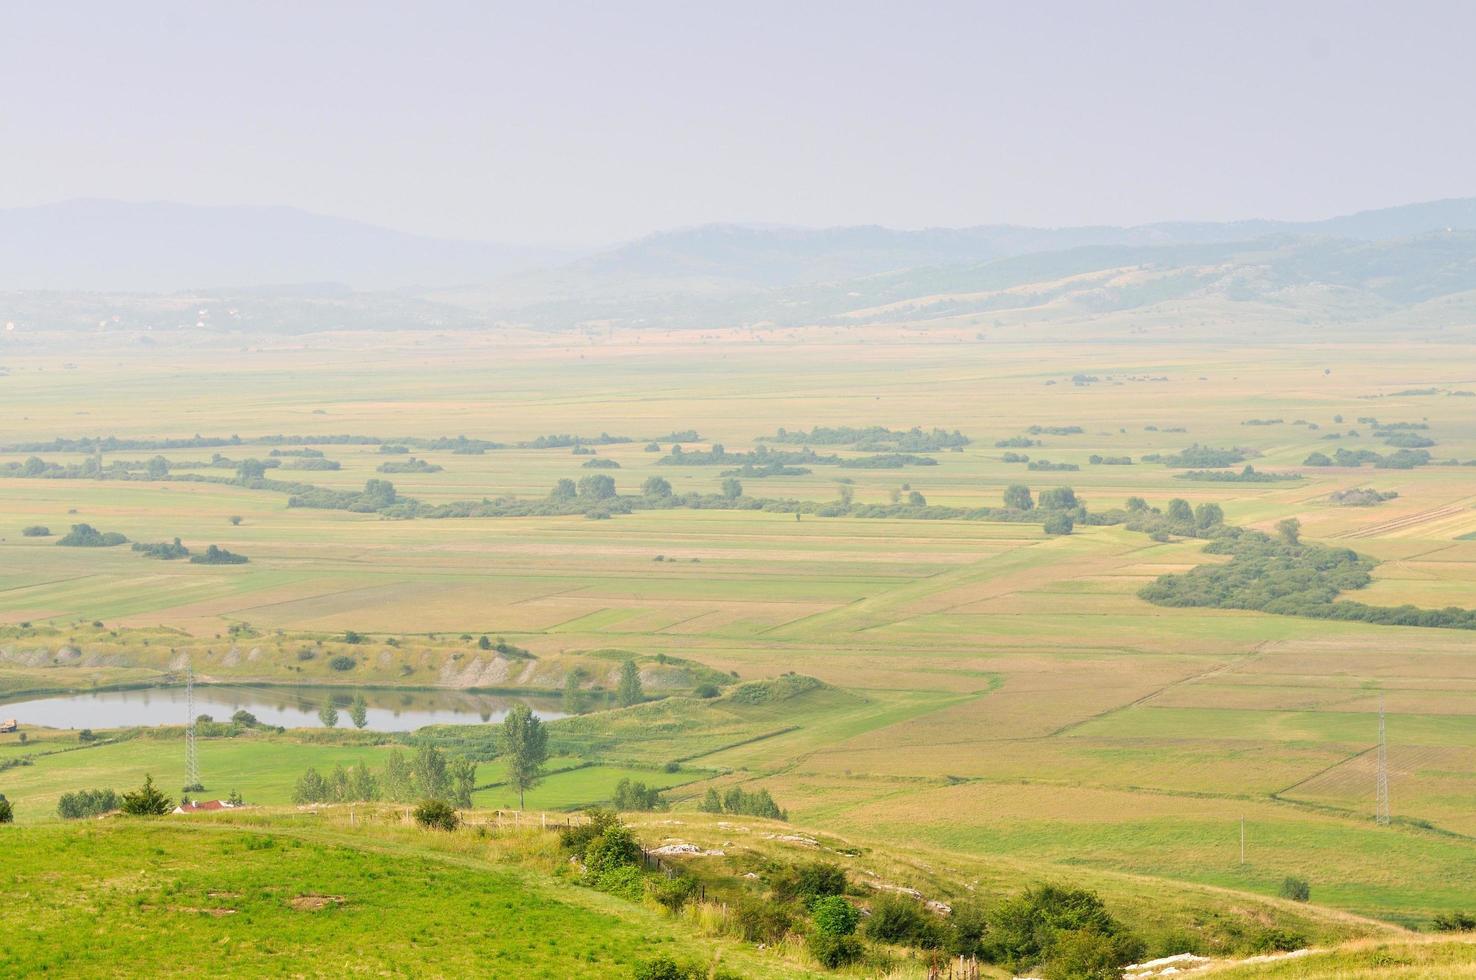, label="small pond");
[0,684,568,732]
